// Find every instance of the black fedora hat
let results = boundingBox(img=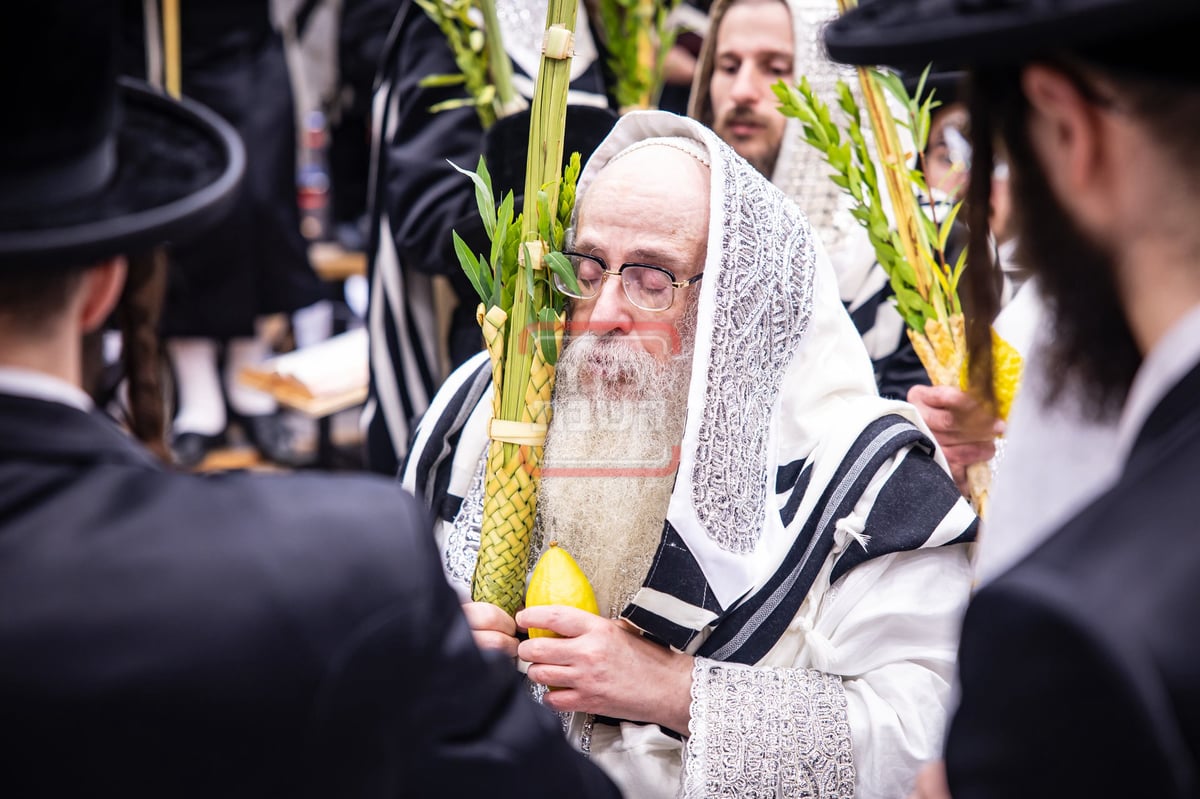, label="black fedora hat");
[0,0,244,269]
[824,0,1200,72]
[449,105,618,259]
[901,64,967,107]
[479,106,619,204]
